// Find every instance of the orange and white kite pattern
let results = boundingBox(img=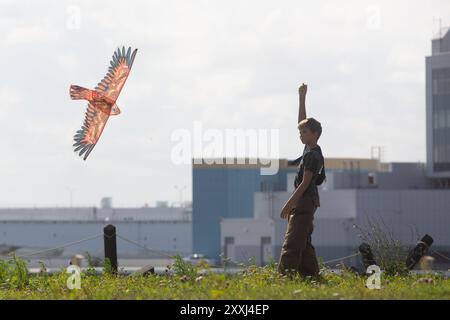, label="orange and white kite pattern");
[70,46,137,160]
